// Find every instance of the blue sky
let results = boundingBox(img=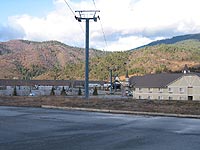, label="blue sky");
[0,0,54,22]
[1,0,200,51]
